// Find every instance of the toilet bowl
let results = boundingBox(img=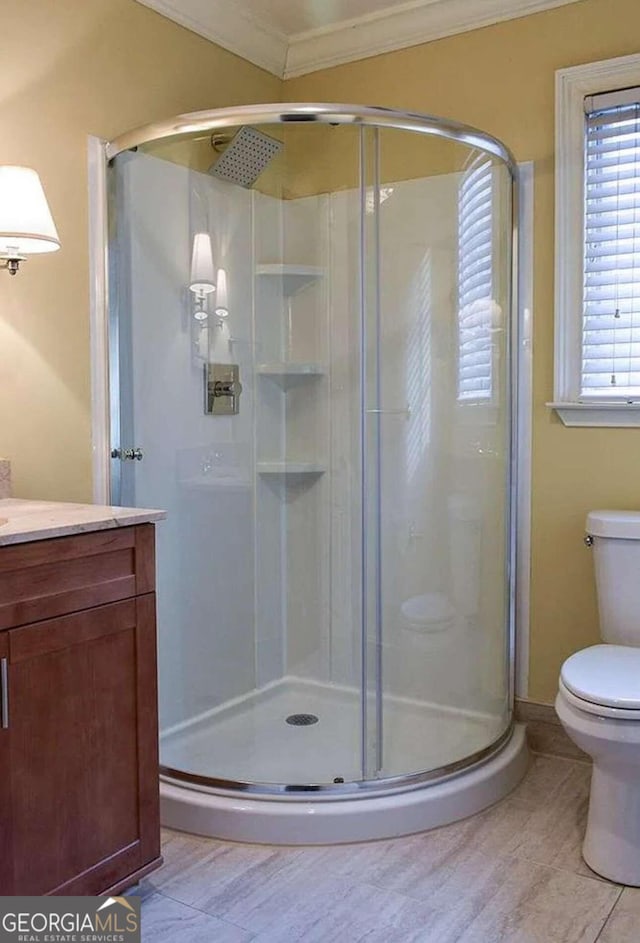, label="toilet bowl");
[556,644,640,885]
[556,510,640,886]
